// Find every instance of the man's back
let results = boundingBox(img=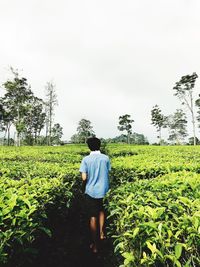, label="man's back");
[79,137,110,253]
[80,151,111,198]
